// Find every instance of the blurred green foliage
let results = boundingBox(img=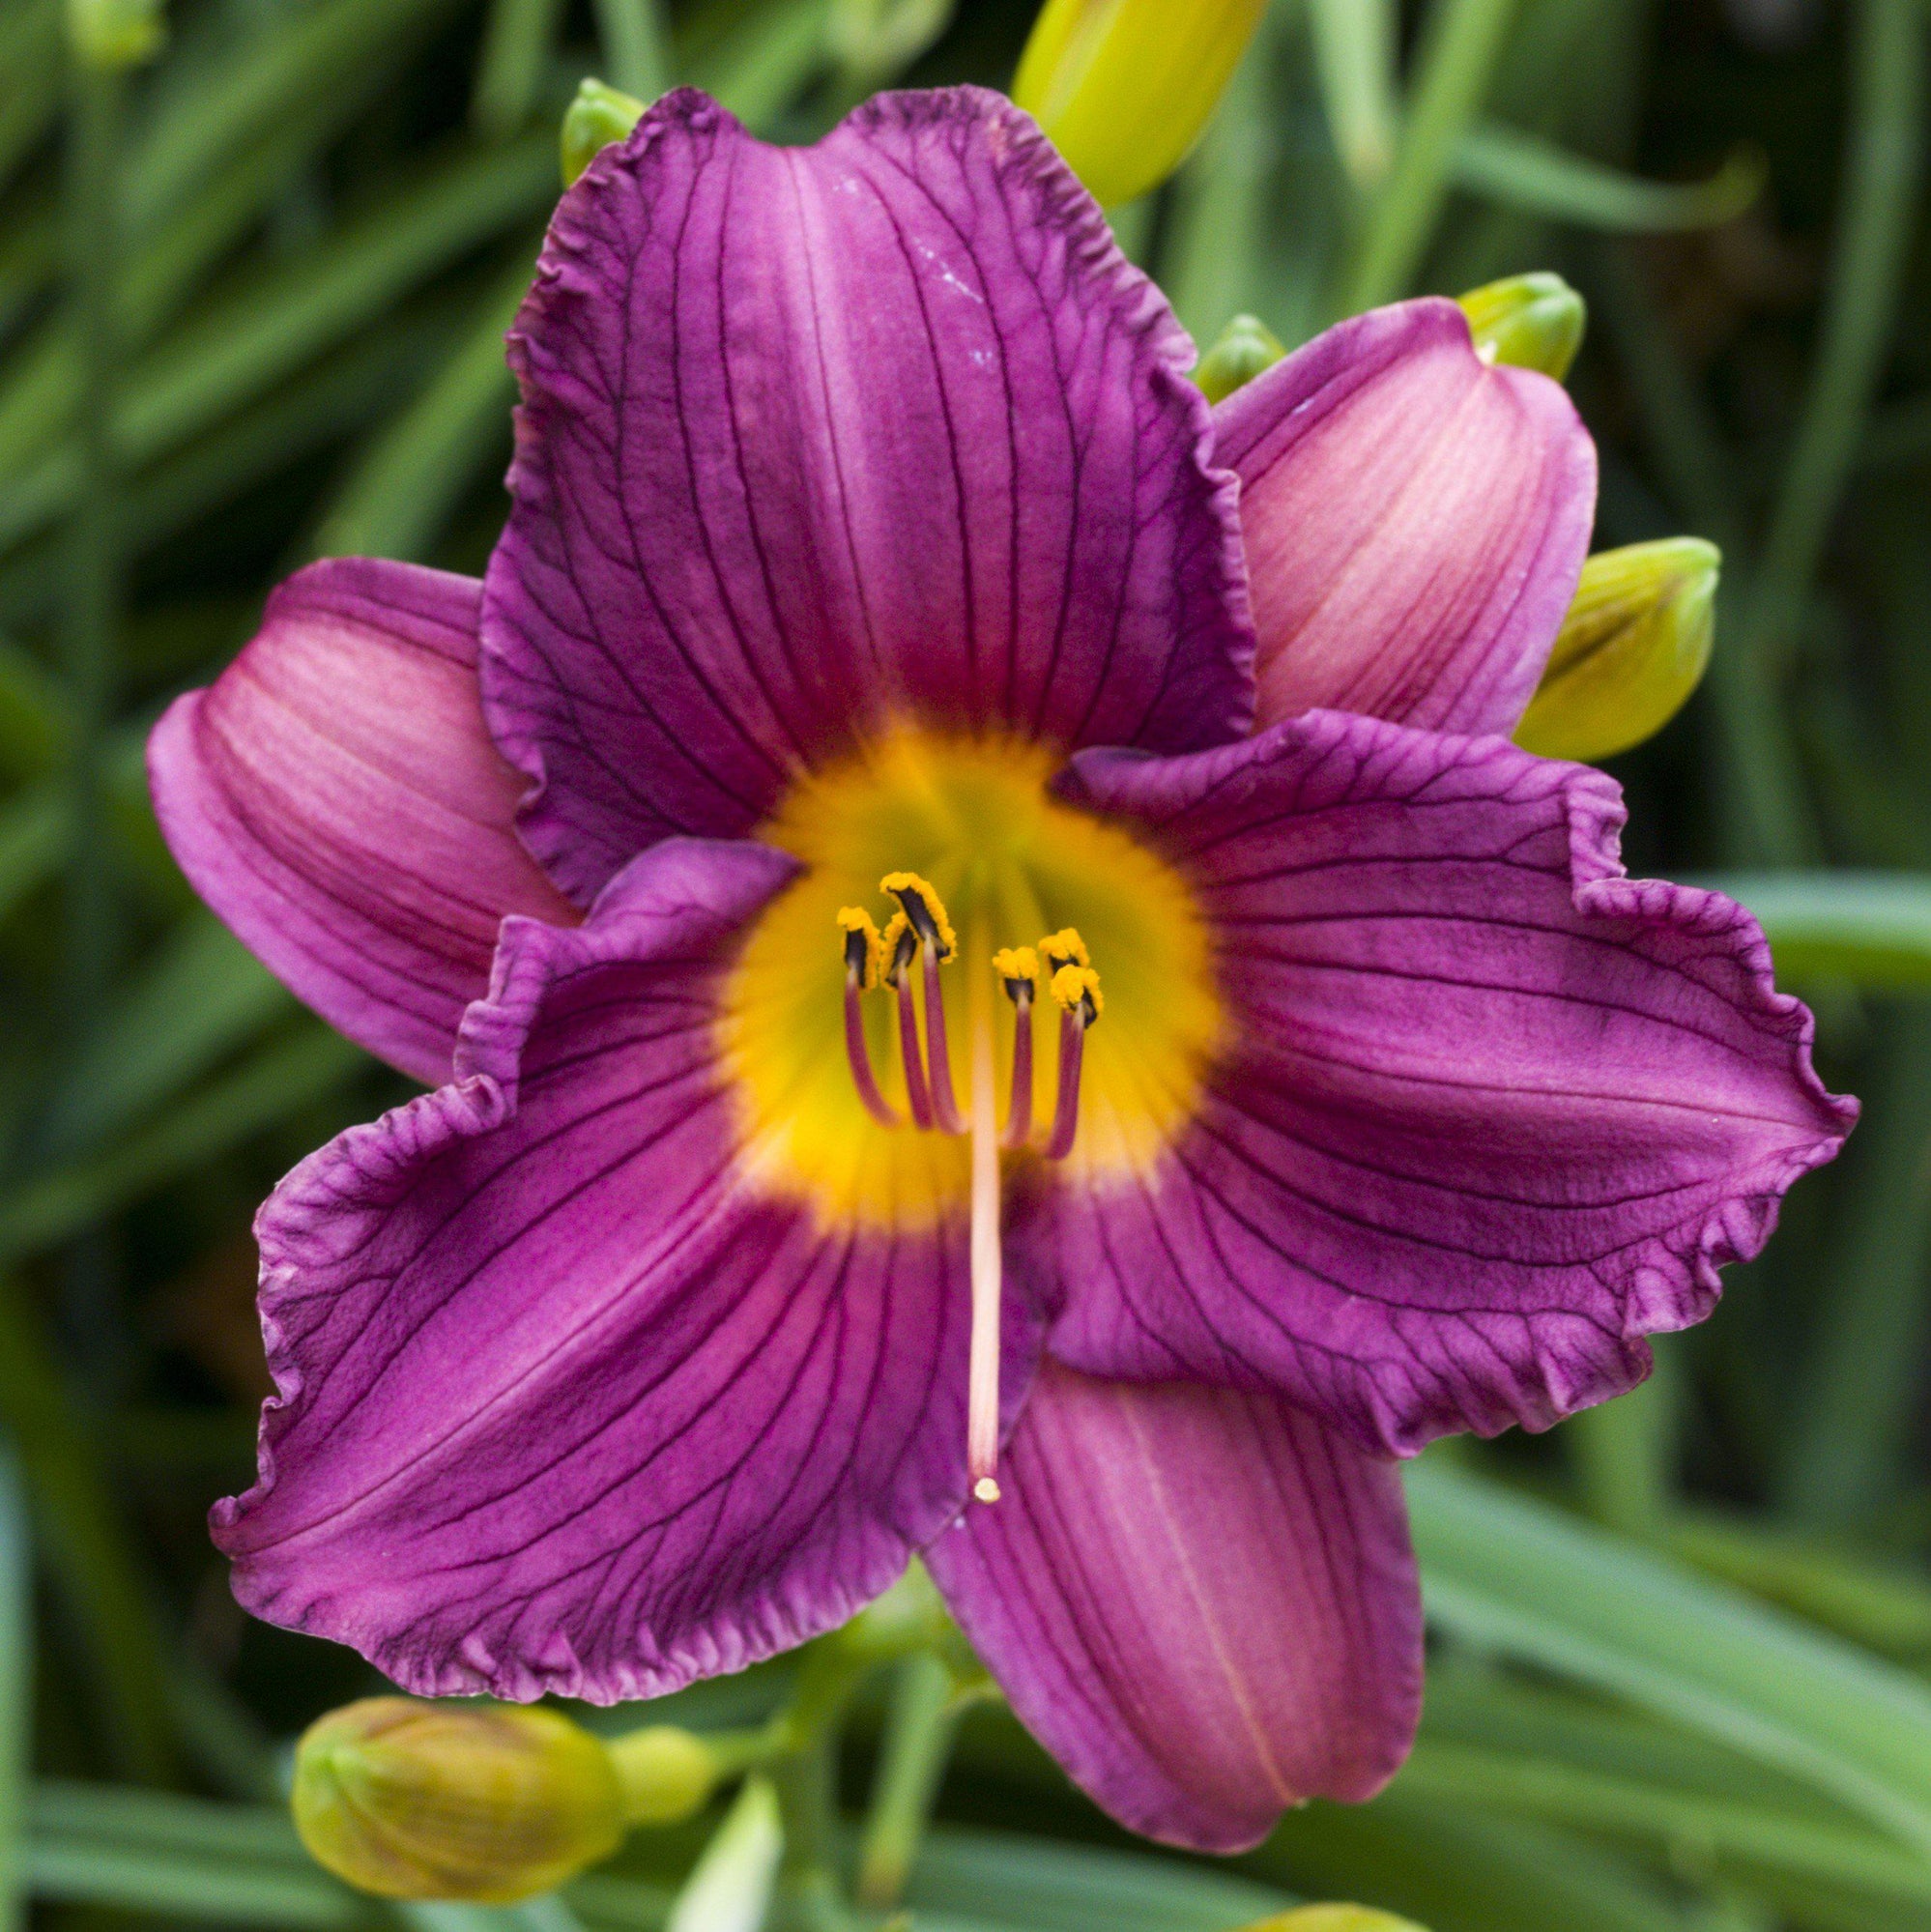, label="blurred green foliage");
[5,0,1931,1928]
